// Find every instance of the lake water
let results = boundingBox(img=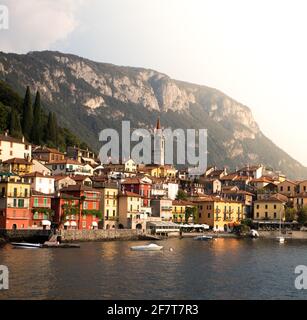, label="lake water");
[1,238,307,300]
